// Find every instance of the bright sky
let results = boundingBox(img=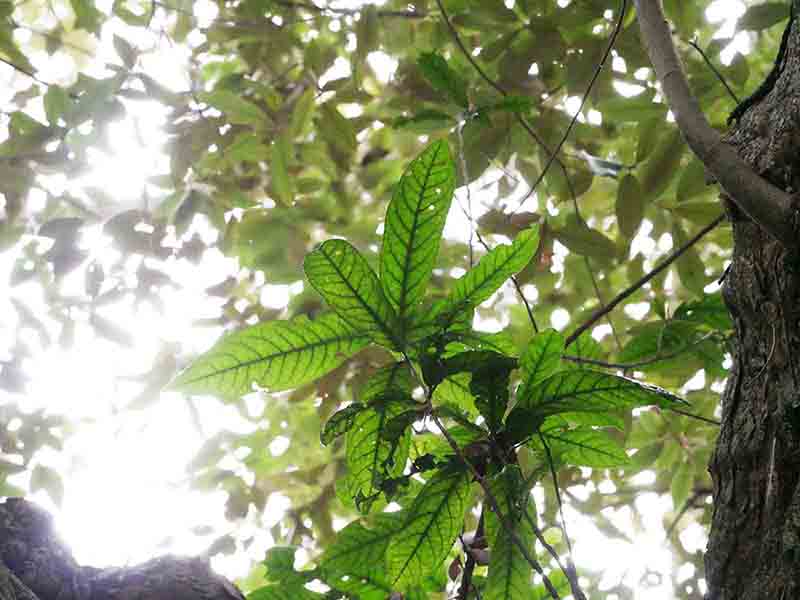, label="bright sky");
[0,0,745,595]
